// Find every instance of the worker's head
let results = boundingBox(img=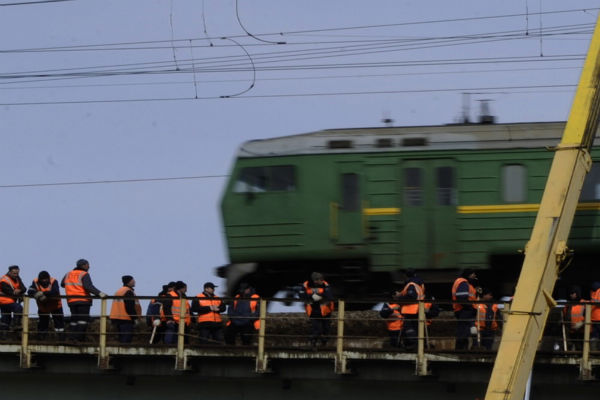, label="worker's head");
[203,282,217,294]
[7,265,19,279]
[76,259,89,271]
[461,269,478,284]
[311,272,324,285]
[568,285,581,300]
[238,282,254,296]
[122,275,135,288]
[167,281,176,291]
[174,281,187,295]
[37,270,50,286]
